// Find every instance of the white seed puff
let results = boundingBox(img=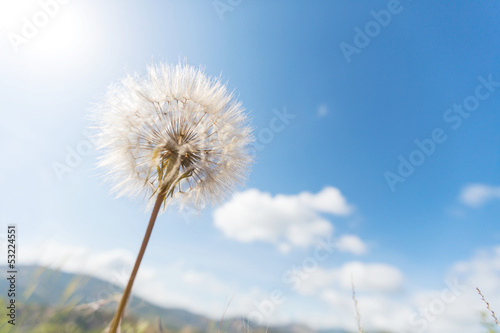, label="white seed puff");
[92,62,253,210]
